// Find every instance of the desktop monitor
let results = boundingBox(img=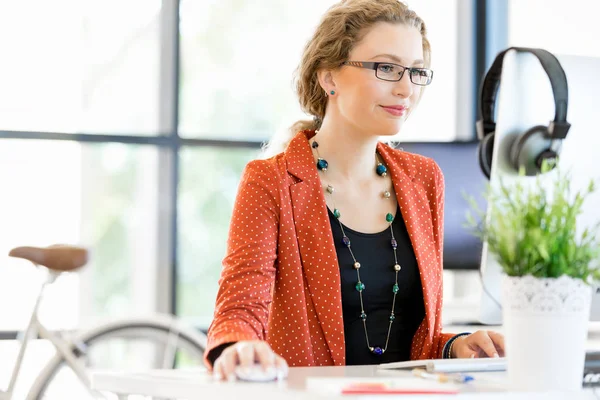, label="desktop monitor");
[396,141,487,271]
[477,50,600,324]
